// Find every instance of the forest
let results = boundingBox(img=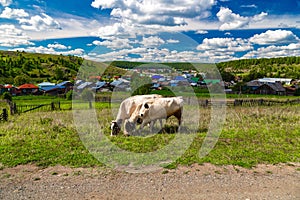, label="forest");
[0,50,299,85]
